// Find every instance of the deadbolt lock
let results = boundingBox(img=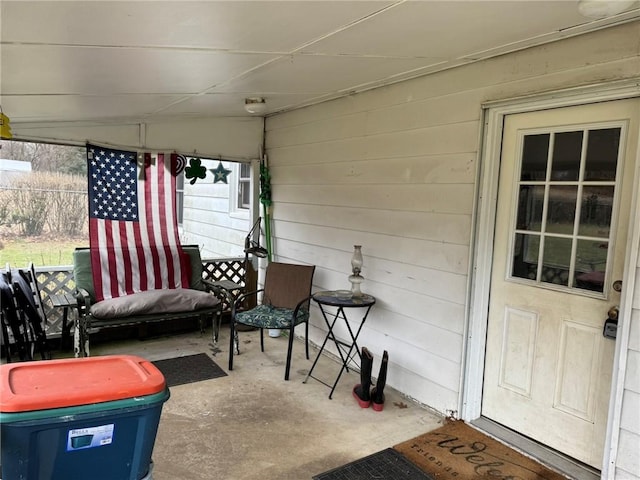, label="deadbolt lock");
[603,306,619,340]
